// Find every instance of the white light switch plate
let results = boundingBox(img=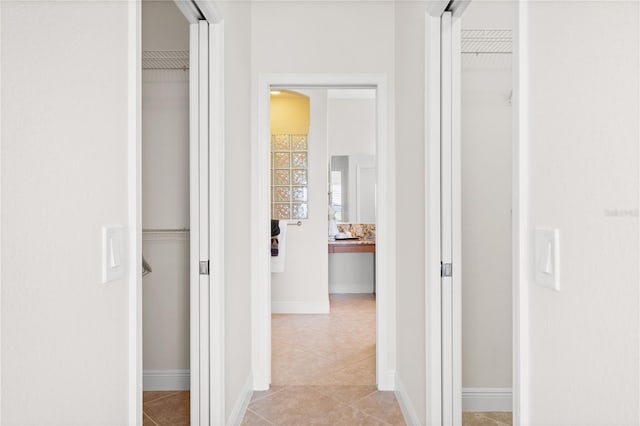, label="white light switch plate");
[535,228,560,291]
[102,226,126,283]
